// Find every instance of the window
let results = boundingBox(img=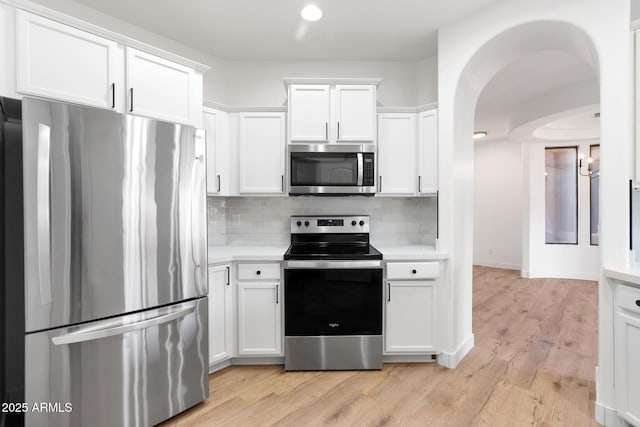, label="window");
[590,145,600,246]
[545,147,578,244]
